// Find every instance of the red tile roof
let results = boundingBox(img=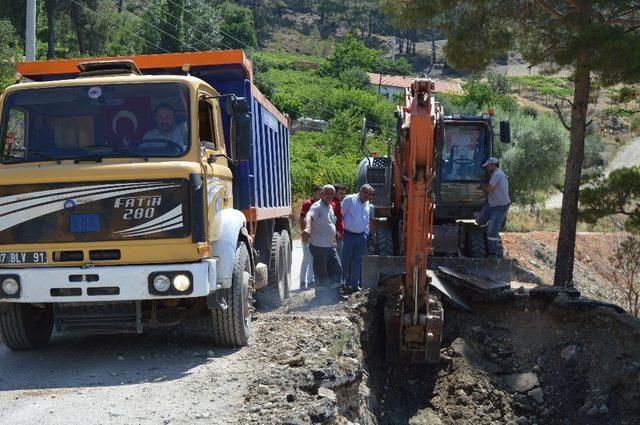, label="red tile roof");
[367,73,464,95]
